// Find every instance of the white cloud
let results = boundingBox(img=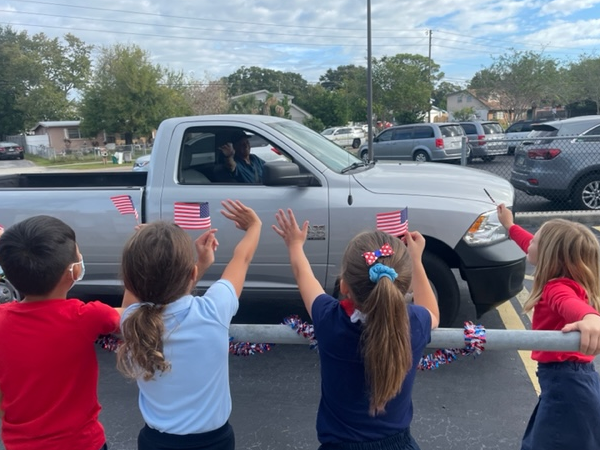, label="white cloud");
[540,0,600,16]
[1,0,600,84]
